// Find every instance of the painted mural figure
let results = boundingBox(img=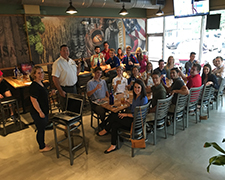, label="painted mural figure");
[122,19,146,52]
